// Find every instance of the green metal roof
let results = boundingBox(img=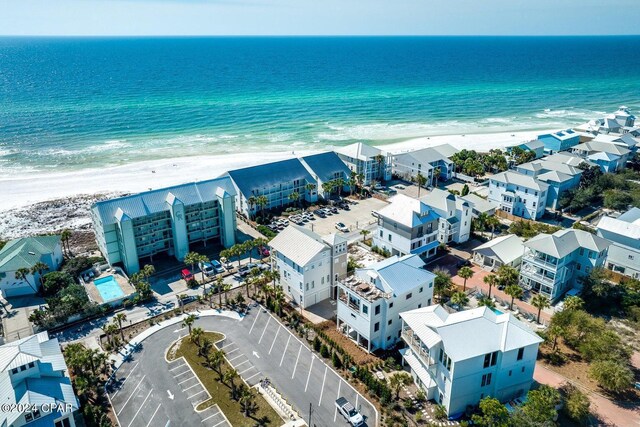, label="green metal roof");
[0,235,61,272]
